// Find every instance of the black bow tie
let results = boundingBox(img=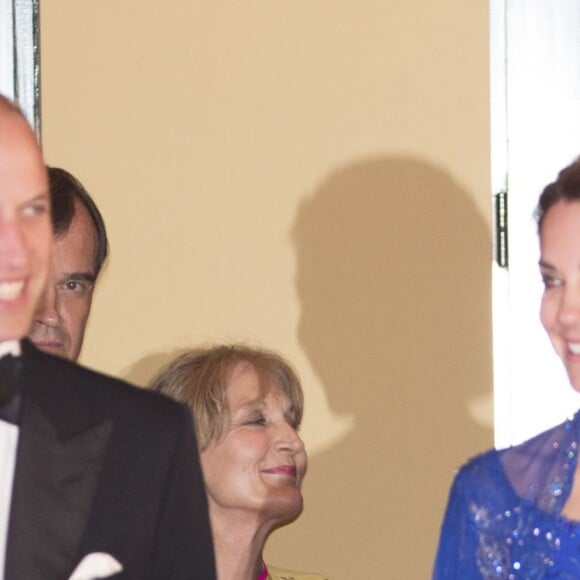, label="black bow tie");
[0,354,22,425]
